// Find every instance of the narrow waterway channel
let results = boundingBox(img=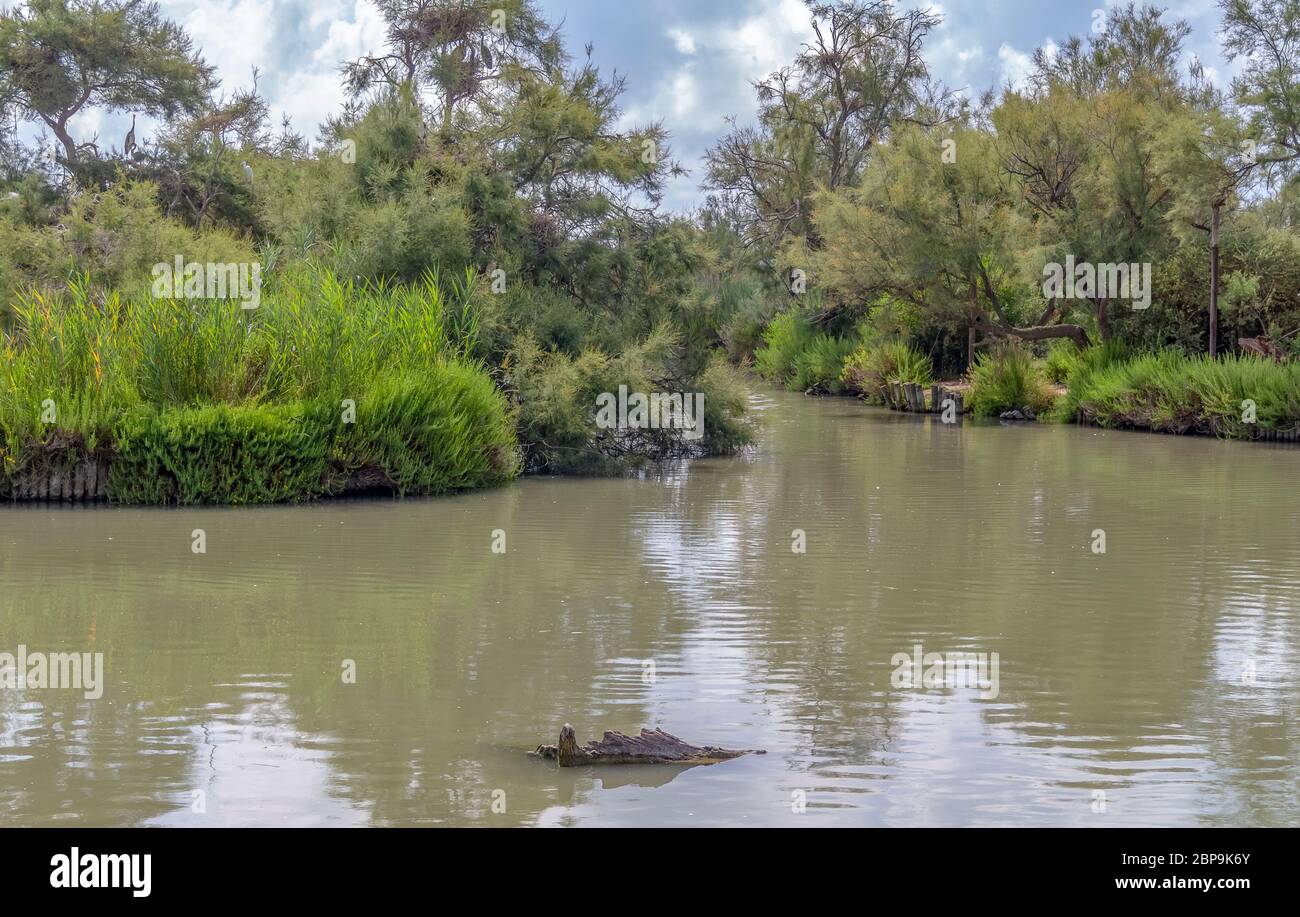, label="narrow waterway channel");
[1,389,1296,826]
